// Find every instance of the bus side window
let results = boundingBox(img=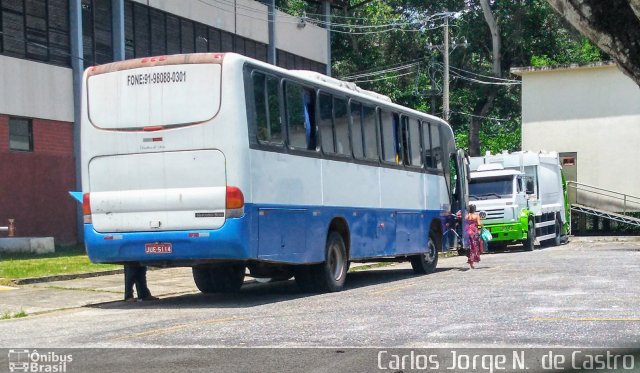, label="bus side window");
[252,72,268,142]
[379,109,399,164]
[266,75,282,144]
[319,92,335,153]
[350,101,365,159]
[400,116,411,165]
[284,81,316,151]
[408,117,422,167]
[252,72,282,145]
[423,121,434,168]
[362,105,378,161]
[430,123,443,170]
[333,97,351,156]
